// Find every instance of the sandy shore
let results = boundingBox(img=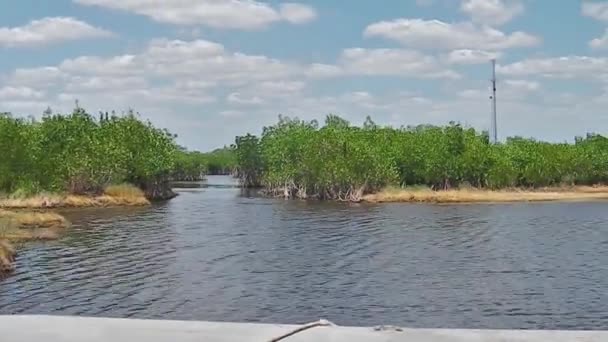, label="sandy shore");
[362,186,608,203]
